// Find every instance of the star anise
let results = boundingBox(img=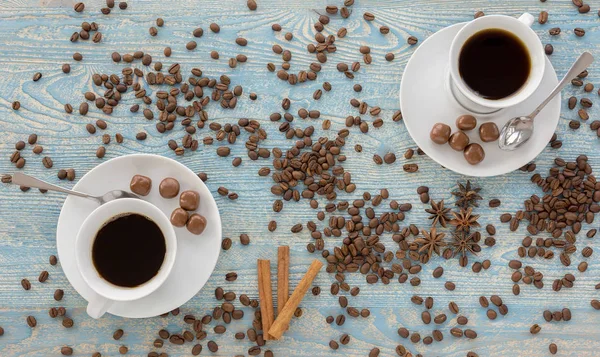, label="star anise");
[451,231,481,257]
[415,228,447,258]
[450,207,480,232]
[452,180,482,208]
[425,199,451,227]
